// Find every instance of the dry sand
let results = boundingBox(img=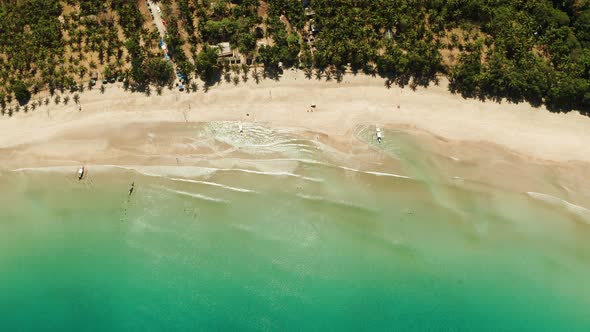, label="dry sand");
[1,70,589,170]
